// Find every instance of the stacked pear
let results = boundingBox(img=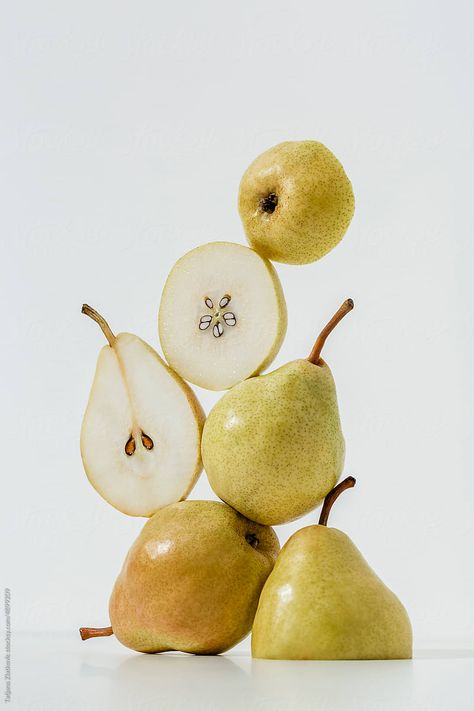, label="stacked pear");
[158,242,287,391]
[252,478,412,660]
[202,299,353,525]
[80,305,204,517]
[238,140,355,265]
[77,138,413,662]
[80,500,279,654]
